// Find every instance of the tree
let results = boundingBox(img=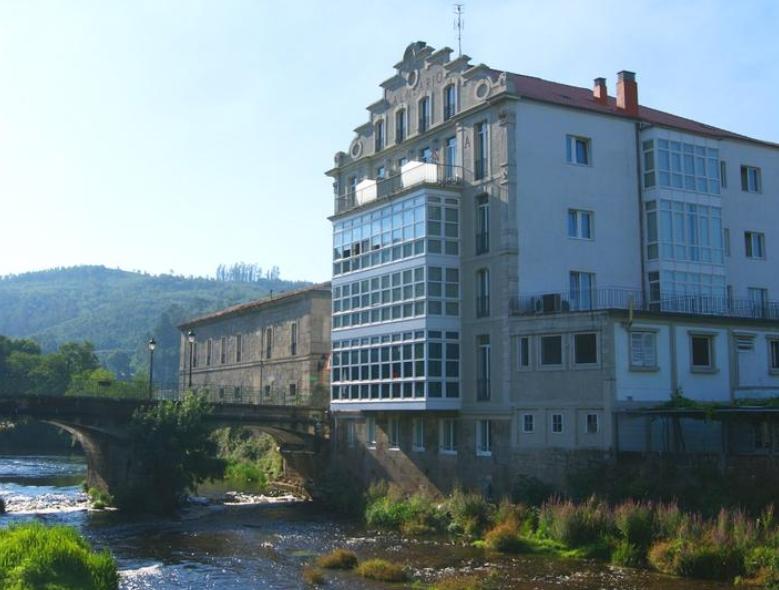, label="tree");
[116,394,225,513]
